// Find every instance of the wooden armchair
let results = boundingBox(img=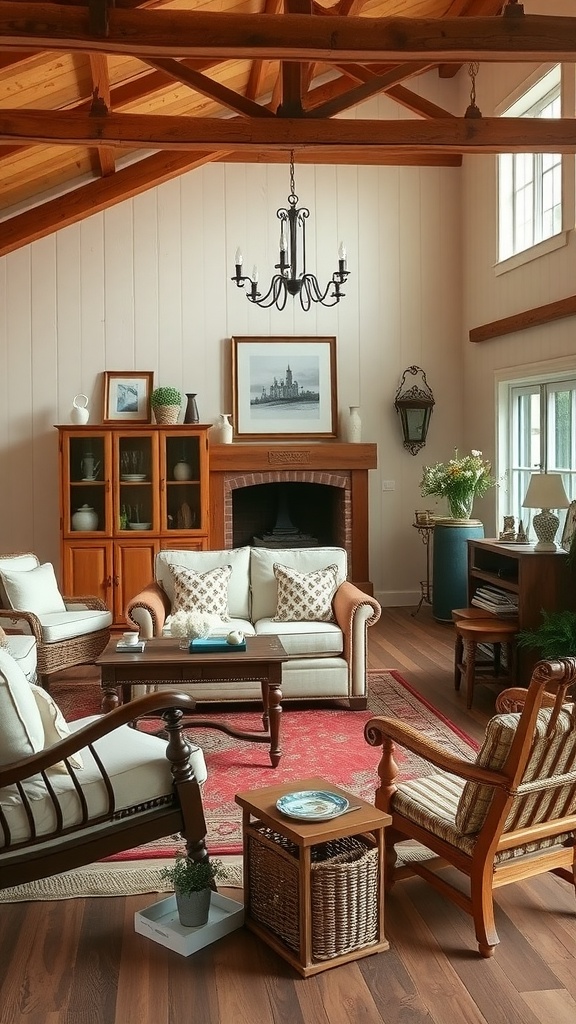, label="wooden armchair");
[0,685,209,890]
[364,658,576,957]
